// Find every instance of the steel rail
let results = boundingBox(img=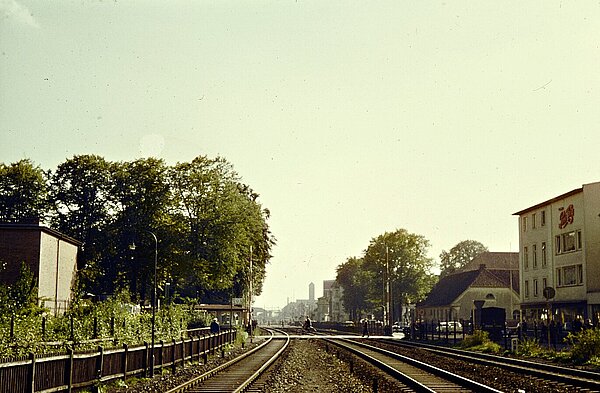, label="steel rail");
[165,329,289,393]
[232,330,289,393]
[383,339,600,391]
[327,338,502,393]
